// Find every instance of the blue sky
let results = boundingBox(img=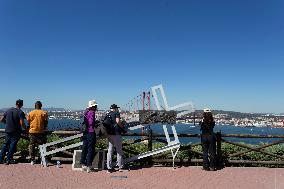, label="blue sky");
[0,0,283,113]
